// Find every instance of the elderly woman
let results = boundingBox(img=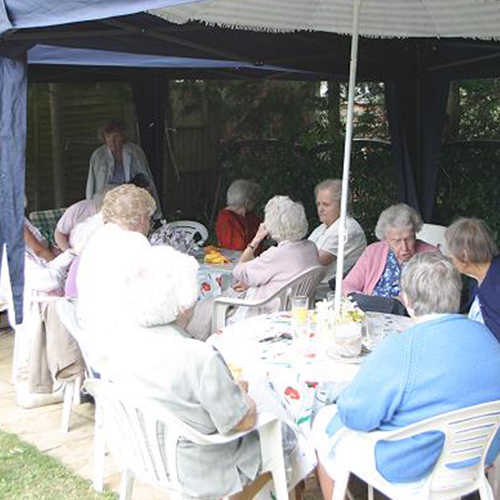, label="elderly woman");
[446,217,500,343]
[103,245,262,499]
[85,119,161,216]
[0,203,76,408]
[216,179,262,252]
[231,195,320,318]
[308,179,366,284]
[76,184,155,368]
[342,203,436,298]
[313,252,500,499]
